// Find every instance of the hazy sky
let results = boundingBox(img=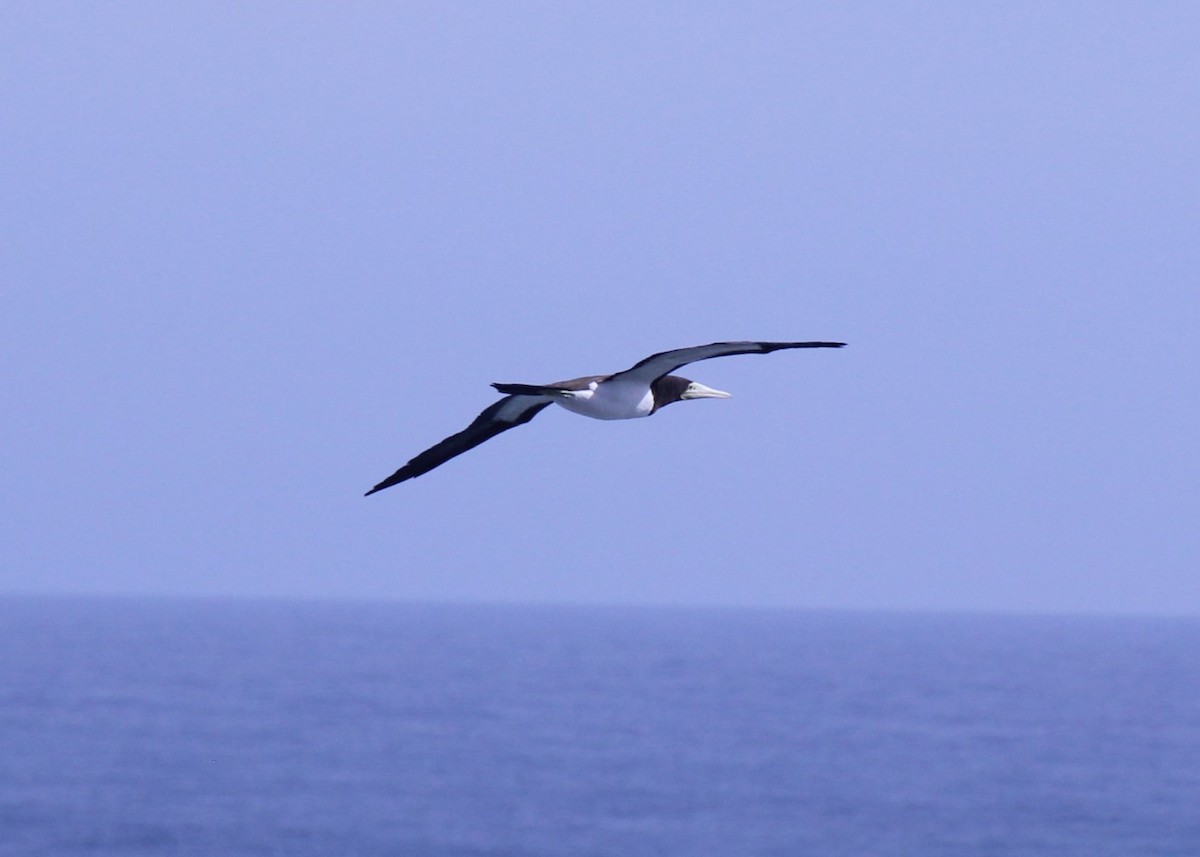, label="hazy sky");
[3,3,1198,614]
